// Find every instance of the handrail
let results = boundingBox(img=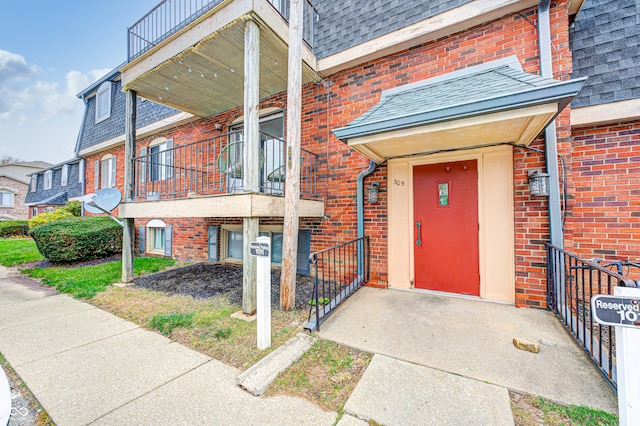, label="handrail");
[305,236,370,332]
[133,130,318,200]
[128,0,319,61]
[546,242,635,392]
